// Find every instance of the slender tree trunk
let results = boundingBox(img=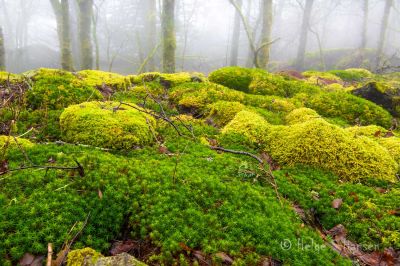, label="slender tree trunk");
[143,0,157,71]
[77,0,93,70]
[162,0,176,73]
[375,0,393,69]
[0,26,5,71]
[360,0,368,50]
[50,0,74,71]
[230,0,242,66]
[258,0,273,69]
[296,0,314,71]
